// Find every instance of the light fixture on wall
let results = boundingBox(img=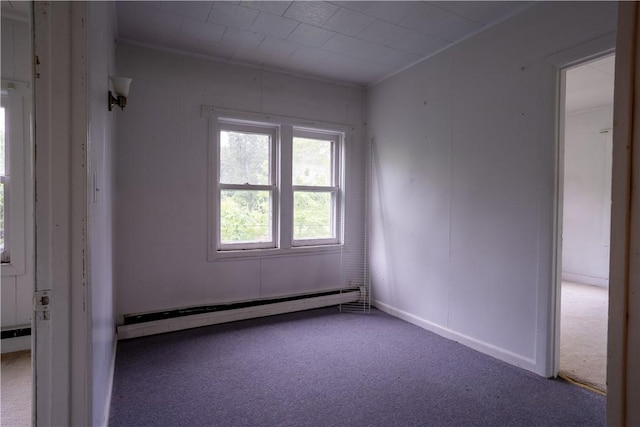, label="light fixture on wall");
[108,76,132,111]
